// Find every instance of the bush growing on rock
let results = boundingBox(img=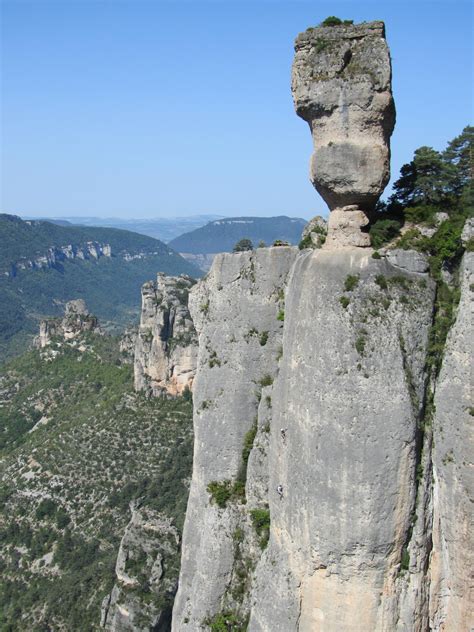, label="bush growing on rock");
[318,16,354,27]
[233,238,253,252]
